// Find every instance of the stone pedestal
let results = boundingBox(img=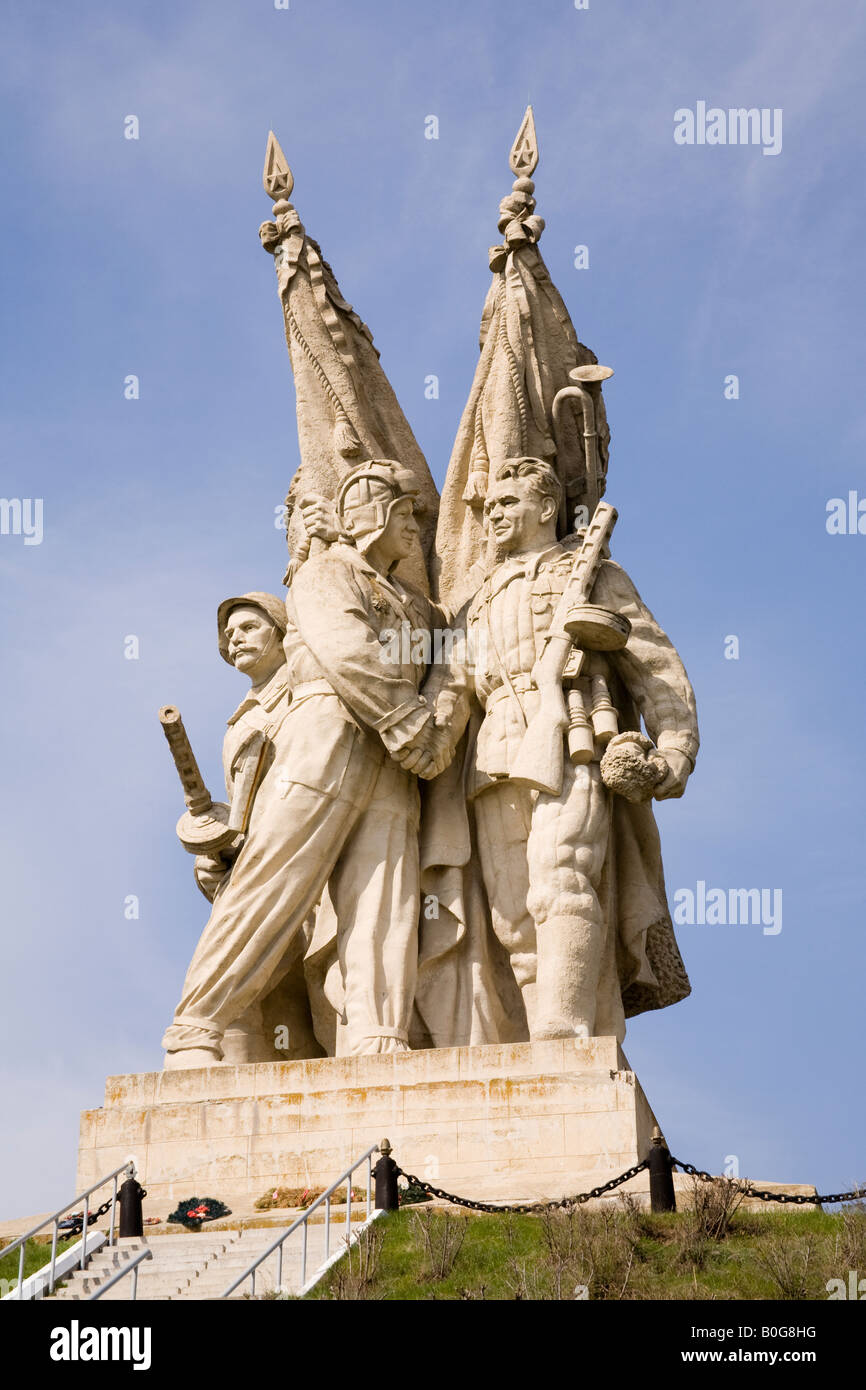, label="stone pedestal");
[77,1038,660,1207]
